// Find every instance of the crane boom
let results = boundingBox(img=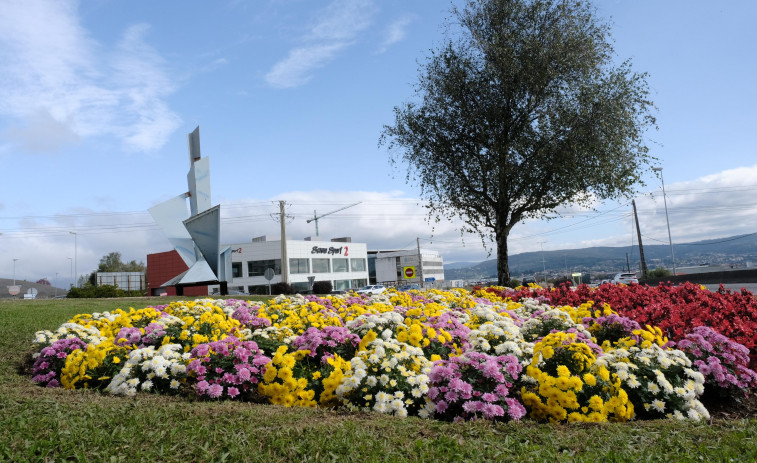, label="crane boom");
[306,202,361,236]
